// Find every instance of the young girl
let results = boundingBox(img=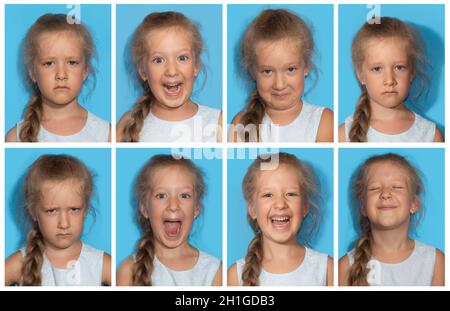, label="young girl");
[5,154,111,286]
[338,153,445,286]
[116,11,222,142]
[5,14,110,143]
[228,152,333,286]
[339,17,443,142]
[229,9,333,143]
[117,154,222,286]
